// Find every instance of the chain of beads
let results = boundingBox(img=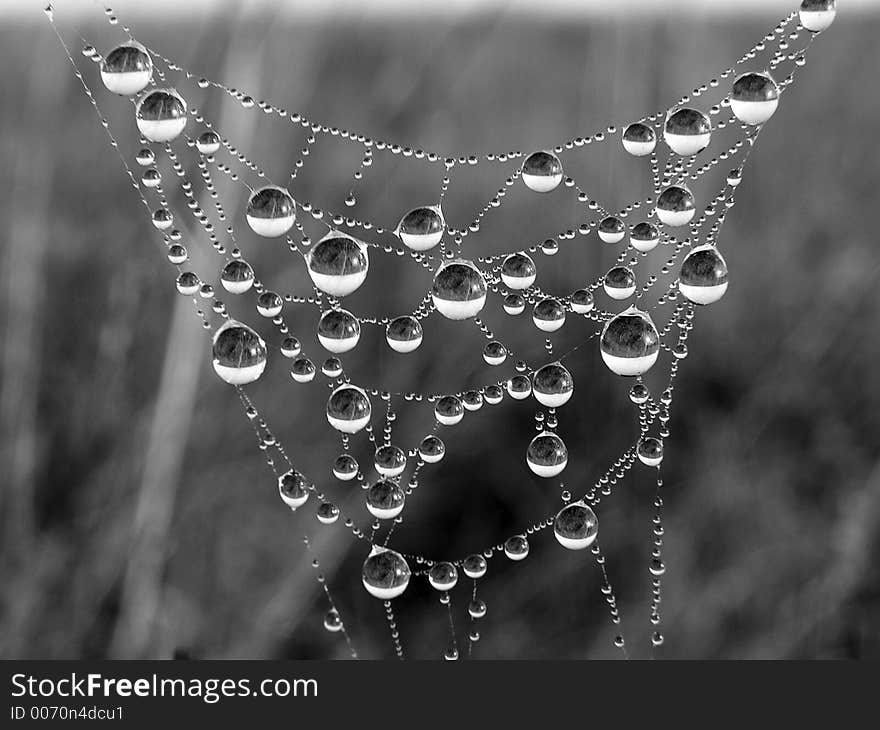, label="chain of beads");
[304,536,359,659]
[384,601,405,660]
